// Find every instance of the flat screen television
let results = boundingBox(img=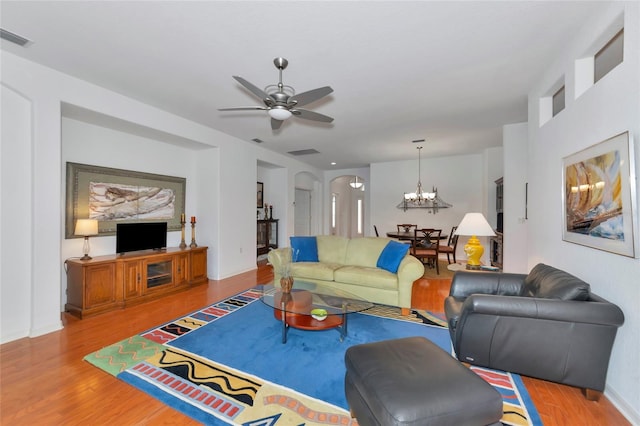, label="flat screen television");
[116,222,167,254]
